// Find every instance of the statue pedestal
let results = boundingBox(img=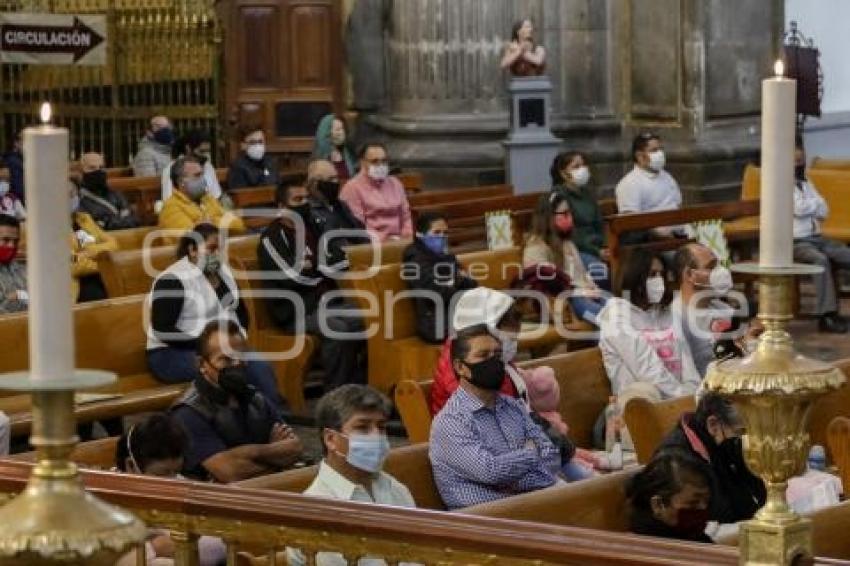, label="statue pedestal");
[503,76,561,194]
